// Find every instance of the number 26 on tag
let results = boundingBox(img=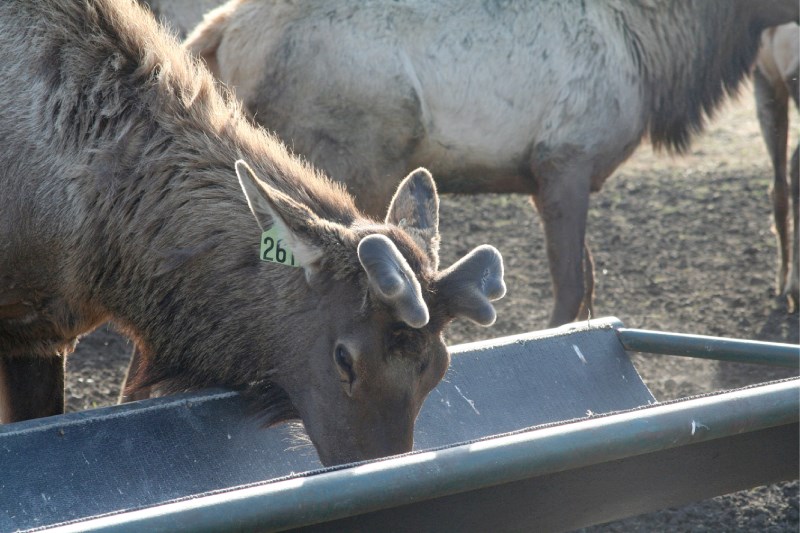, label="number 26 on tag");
[260,228,300,267]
